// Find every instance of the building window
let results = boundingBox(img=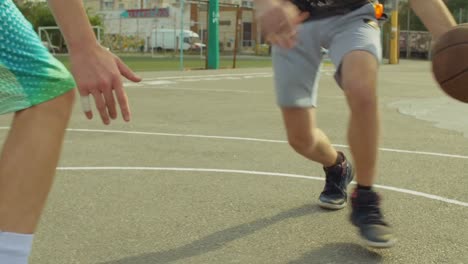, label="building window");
[242,22,252,47]
[101,0,115,10]
[242,1,253,8]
